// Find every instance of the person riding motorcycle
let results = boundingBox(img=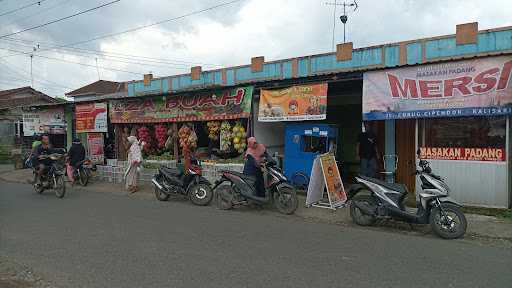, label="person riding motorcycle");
[243,137,267,197]
[34,135,56,186]
[66,138,86,185]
